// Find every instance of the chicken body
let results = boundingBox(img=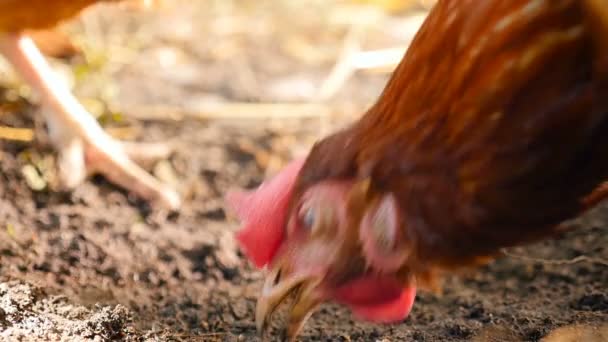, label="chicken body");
[298,0,608,275]
[0,0,179,209]
[227,0,608,339]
